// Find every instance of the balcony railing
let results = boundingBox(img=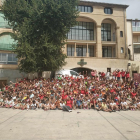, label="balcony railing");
[0,43,15,50]
[132,27,140,32]
[0,22,11,28]
[102,35,116,42]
